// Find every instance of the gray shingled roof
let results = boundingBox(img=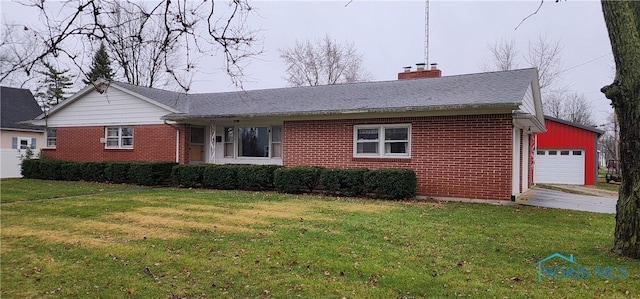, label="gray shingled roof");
[110,81,189,112]
[159,68,537,120]
[84,68,537,120]
[1,86,43,131]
